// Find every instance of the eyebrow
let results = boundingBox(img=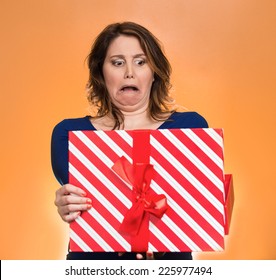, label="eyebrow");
[109,53,146,59]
